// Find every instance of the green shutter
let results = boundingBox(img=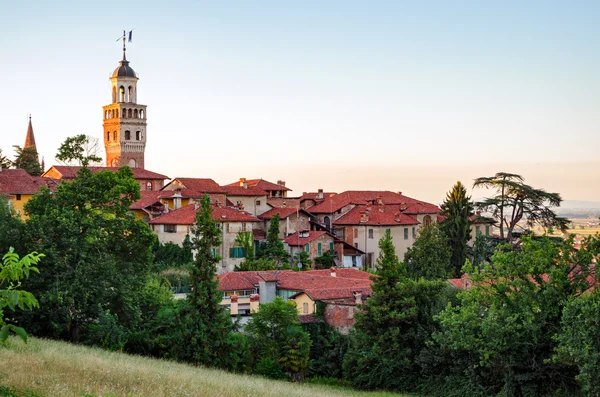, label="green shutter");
[318,242,322,256]
[305,243,310,252]
[329,242,334,251]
